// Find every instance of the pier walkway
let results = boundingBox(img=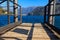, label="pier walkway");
[0,23,59,40]
[0,0,60,40]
